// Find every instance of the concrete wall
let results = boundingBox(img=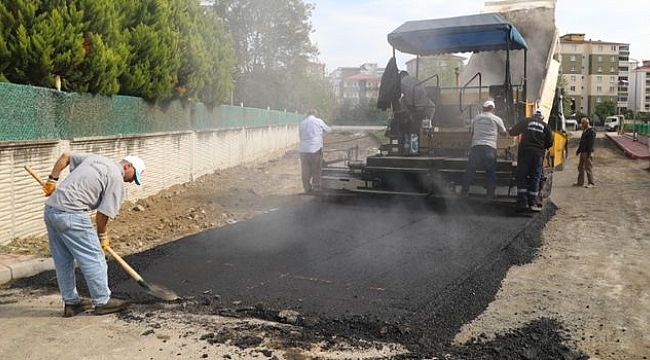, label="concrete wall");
[0,125,298,244]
